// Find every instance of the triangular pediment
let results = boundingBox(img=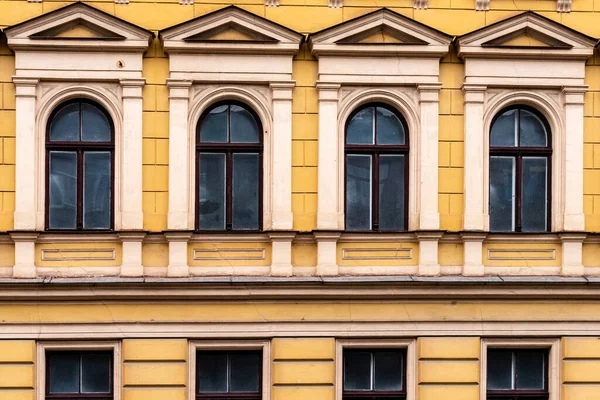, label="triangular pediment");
[308,9,452,57]
[457,11,596,59]
[160,6,303,55]
[4,3,153,51]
